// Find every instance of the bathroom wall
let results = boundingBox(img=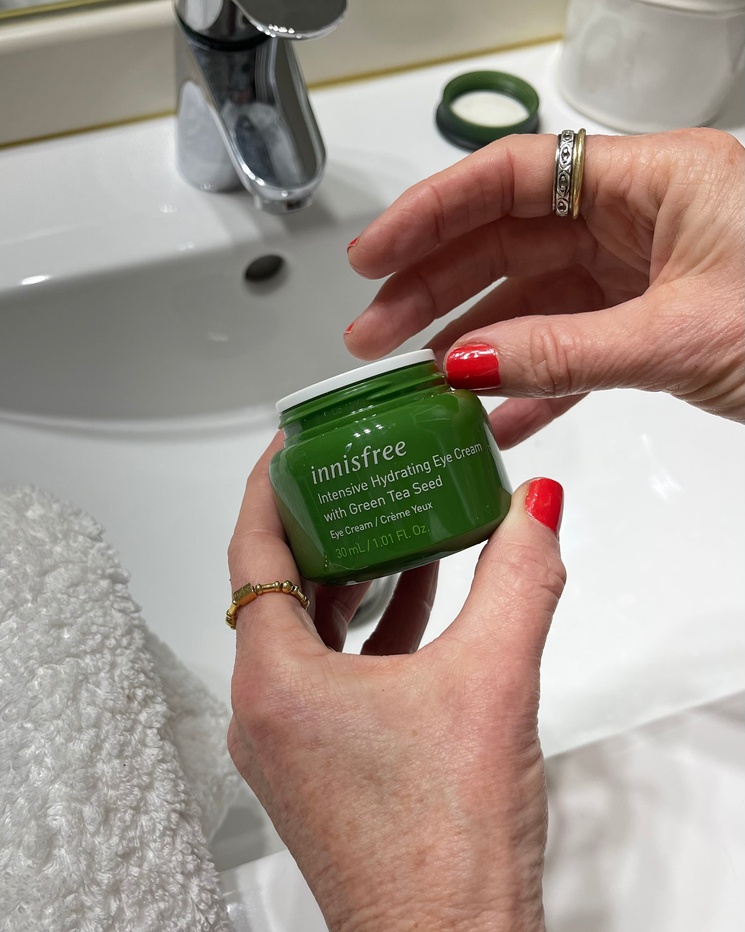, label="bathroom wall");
[0,0,568,146]
[299,0,568,84]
